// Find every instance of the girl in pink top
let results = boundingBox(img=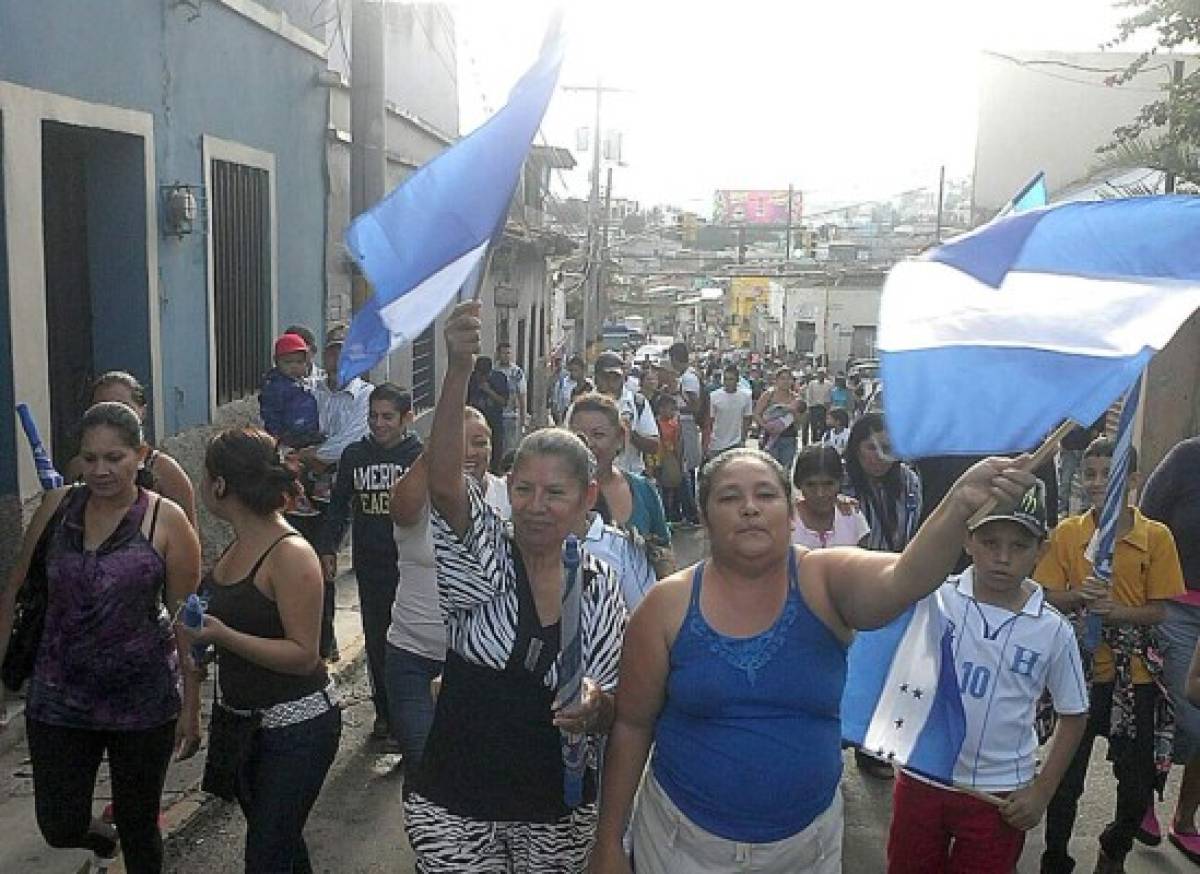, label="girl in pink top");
[791,446,870,549]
